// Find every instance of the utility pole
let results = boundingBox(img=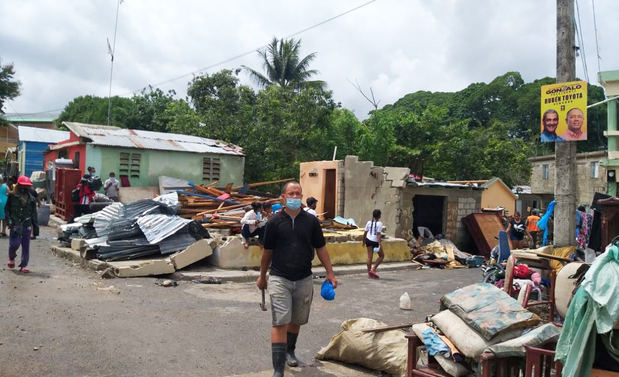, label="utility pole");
[554,0,577,246]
